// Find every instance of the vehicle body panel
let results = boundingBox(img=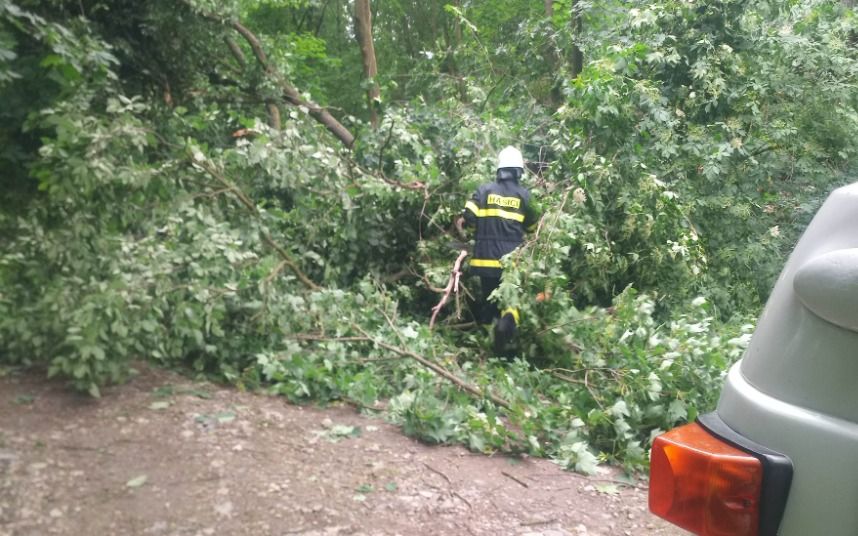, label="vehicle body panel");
[714,183,858,535]
[718,365,858,536]
[739,183,858,422]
